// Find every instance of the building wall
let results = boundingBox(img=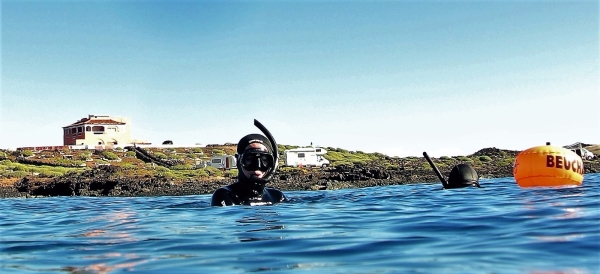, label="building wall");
[63,126,86,145]
[63,115,132,146]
